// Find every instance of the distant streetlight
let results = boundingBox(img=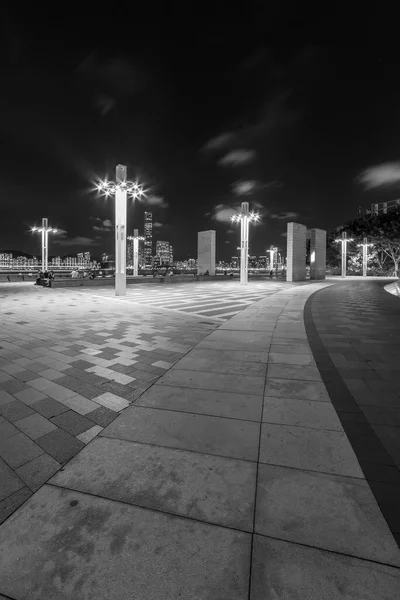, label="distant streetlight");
[357,237,374,278]
[231,202,260,285]
[335,231,353,278]
[31,218,58,271]
[96,165,144,296]
[127,229,145,277]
